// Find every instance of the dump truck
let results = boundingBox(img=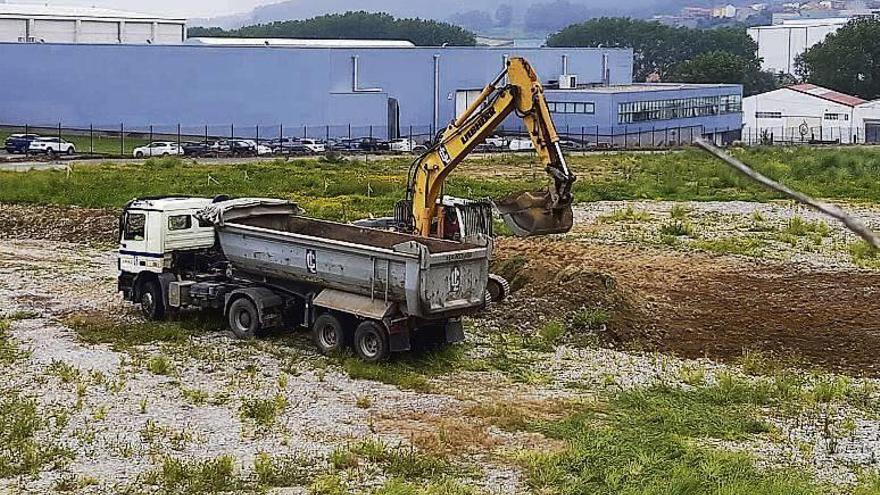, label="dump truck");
[117,197,491,361]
